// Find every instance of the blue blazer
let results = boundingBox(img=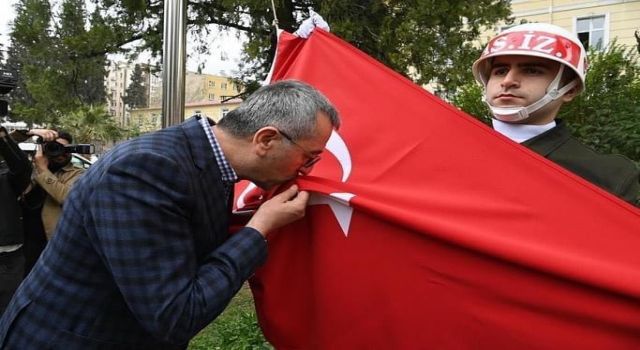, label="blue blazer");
[0,117,267,349]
